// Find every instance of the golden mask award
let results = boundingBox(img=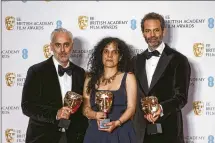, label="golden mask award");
[141,96,162,135]
[95,91,113,129]
[58,91,83,132]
